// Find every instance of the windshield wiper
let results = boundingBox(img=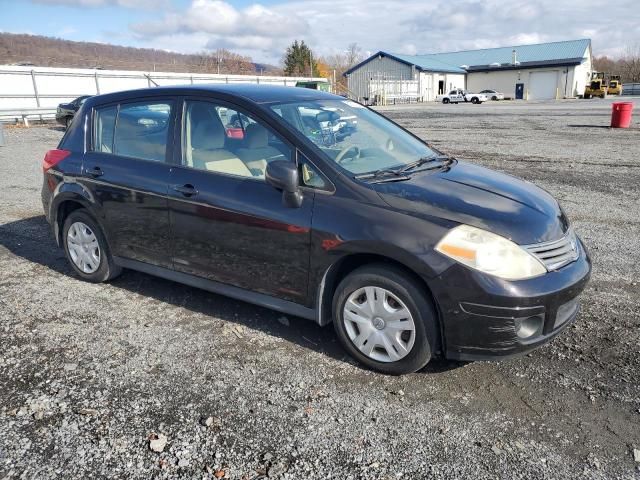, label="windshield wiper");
[354,169,411,182]
[399,155,451,173]
[354,155,452,183]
